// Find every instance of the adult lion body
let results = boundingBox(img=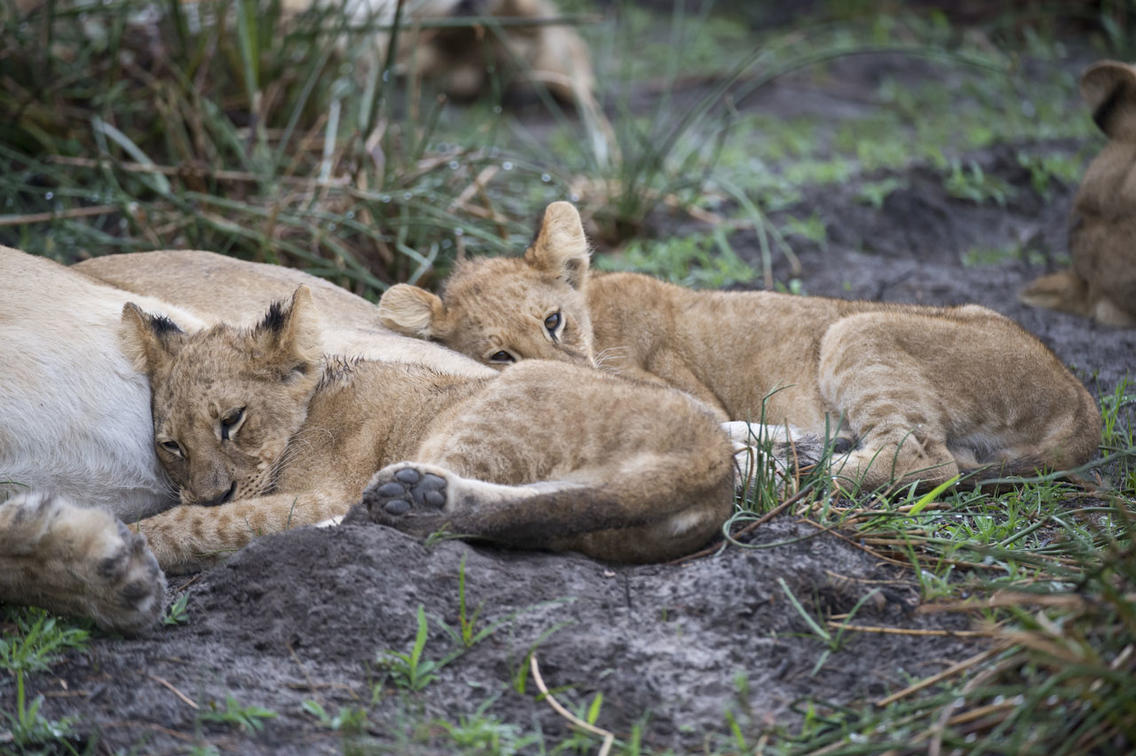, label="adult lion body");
[0,246,488,633]
[380,203,1101,491]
